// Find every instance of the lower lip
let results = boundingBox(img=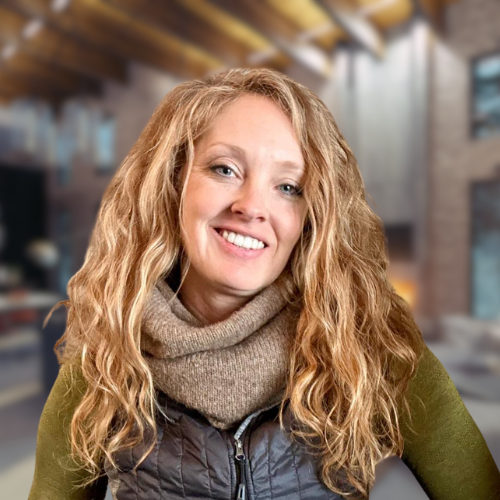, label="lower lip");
[213,228,267,258]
